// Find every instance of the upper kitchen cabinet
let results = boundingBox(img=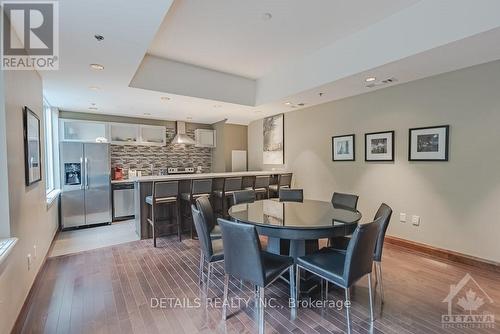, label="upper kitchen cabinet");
[140,125,166,146]
[60,119,109,143]
[195,129,216,148]
[110,123,139,145]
